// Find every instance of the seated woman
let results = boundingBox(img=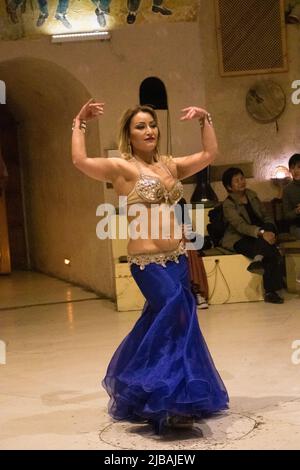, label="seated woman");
[221,167,284,304]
